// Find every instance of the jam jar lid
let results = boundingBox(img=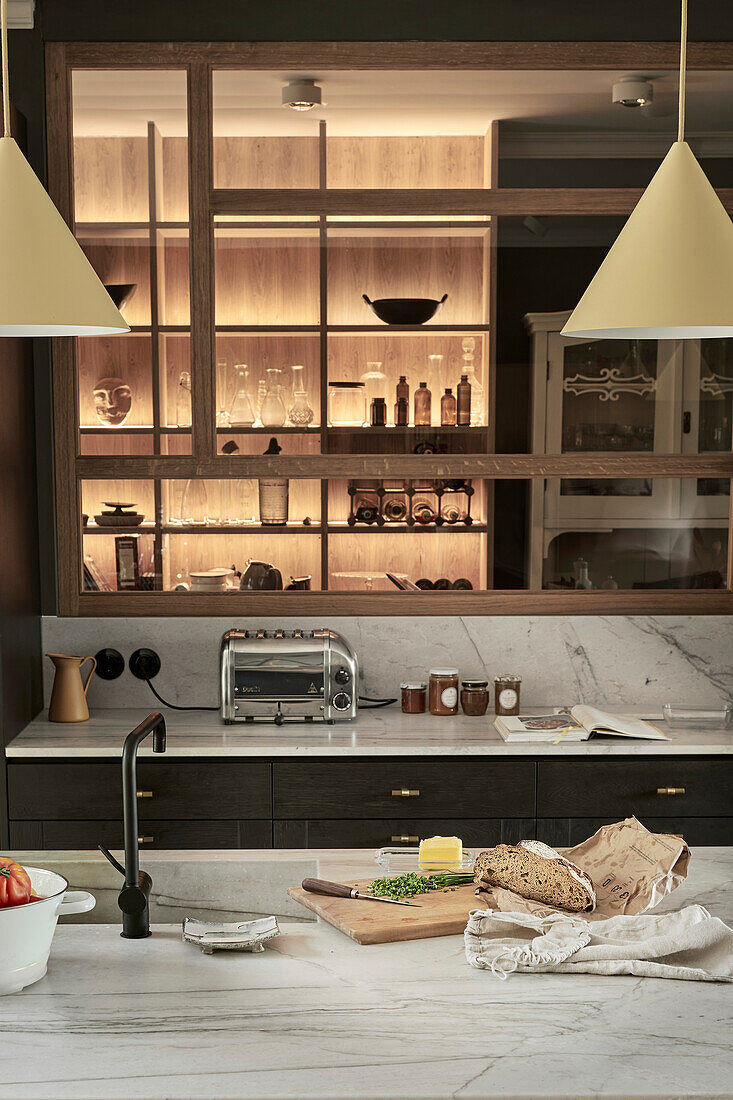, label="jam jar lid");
[429,667,459,677]
[401,681,427,690]
[495,674,522,682]
[461,679,488,689]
